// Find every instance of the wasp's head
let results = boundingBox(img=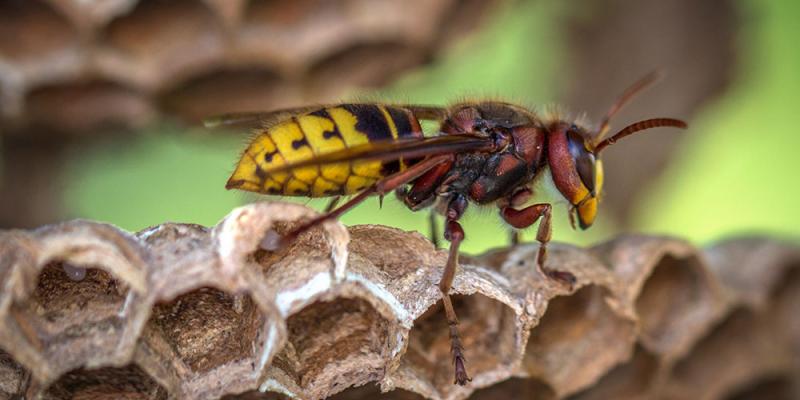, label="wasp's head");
[547,122,603,229]
[547,116,687,229]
